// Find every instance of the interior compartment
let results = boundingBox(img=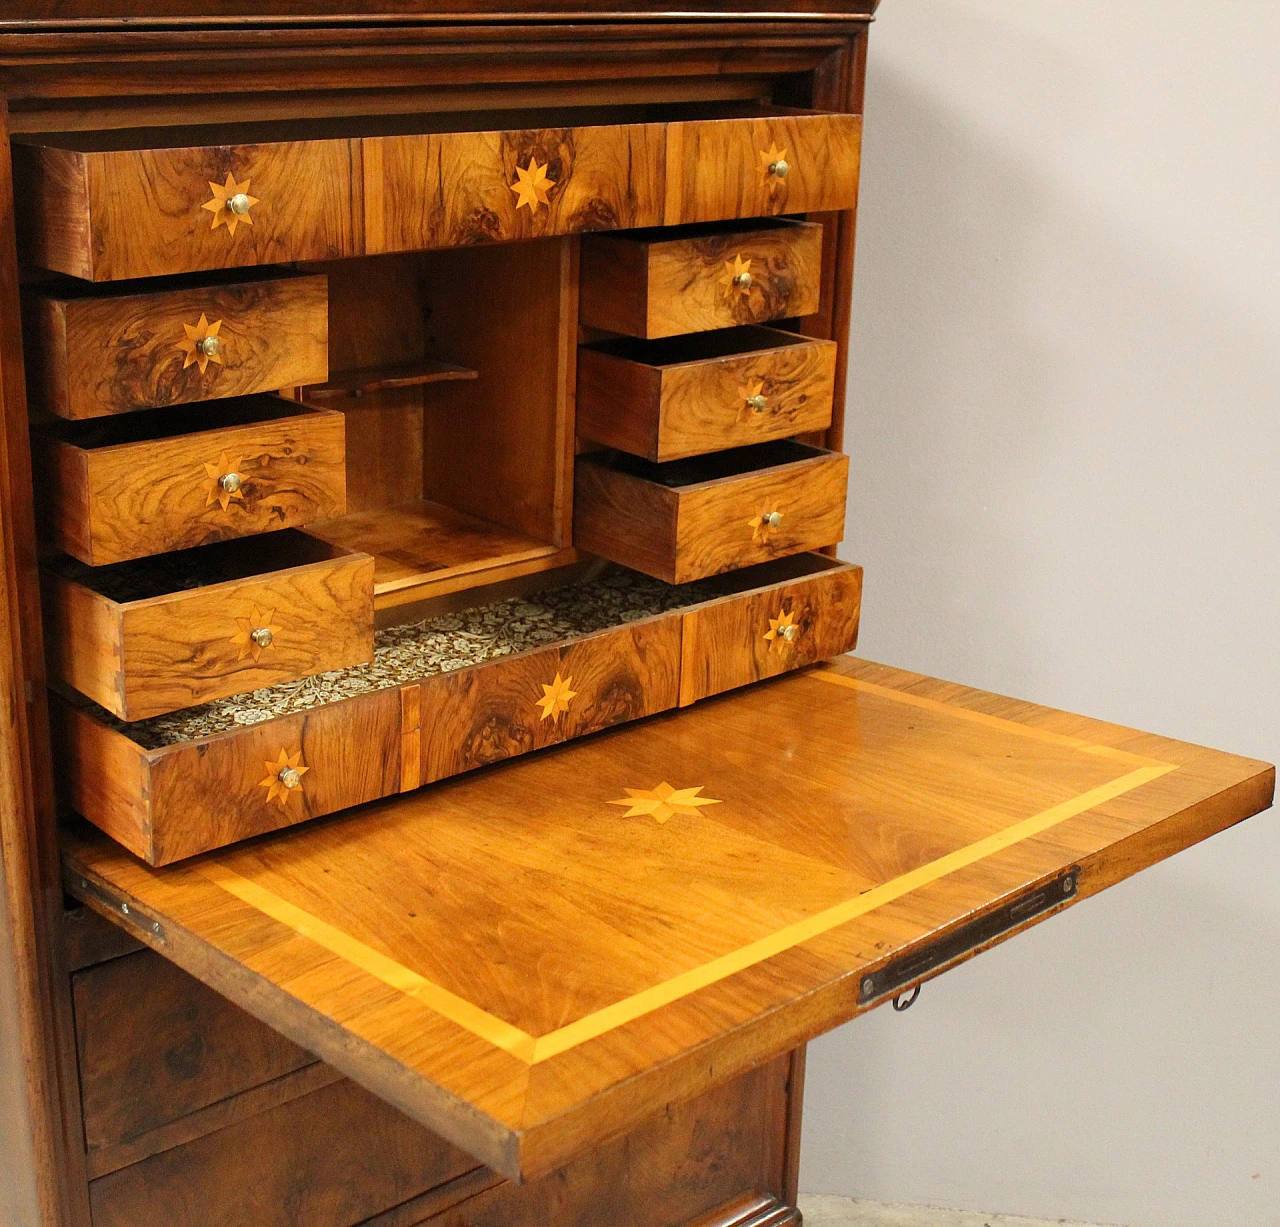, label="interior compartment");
[591,439,828,489]
[585,324,808,368]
